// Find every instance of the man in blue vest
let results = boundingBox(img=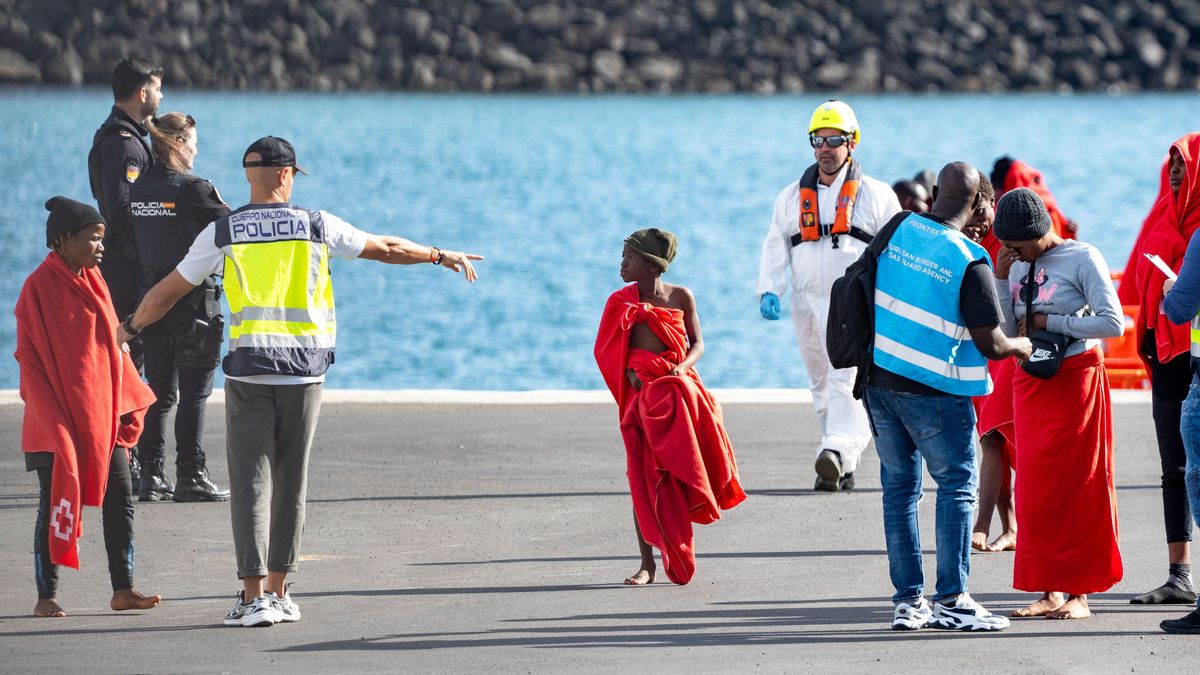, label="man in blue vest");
[118,136,483,628]
[866,162,1031,632]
